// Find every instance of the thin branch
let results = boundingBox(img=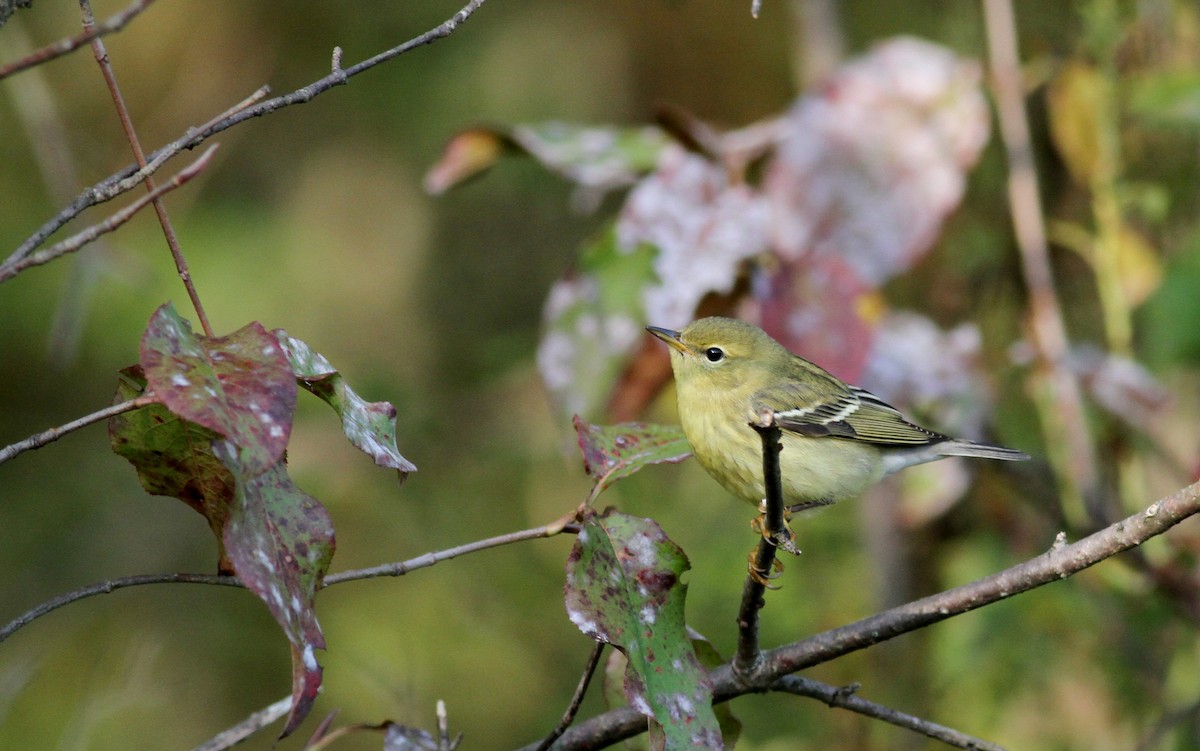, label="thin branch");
[983,0,1099,525]
[1,518,574,644]
[734,414,784,680]
[772,676,1006,751]
[0,145,217,283]
[0,396,151,466]
[0,0,158,81]
[80,0,214,336]
[522,480,1200,750]
[536,643,605,751]
[3,0,489,273]
[188,694,292,751]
